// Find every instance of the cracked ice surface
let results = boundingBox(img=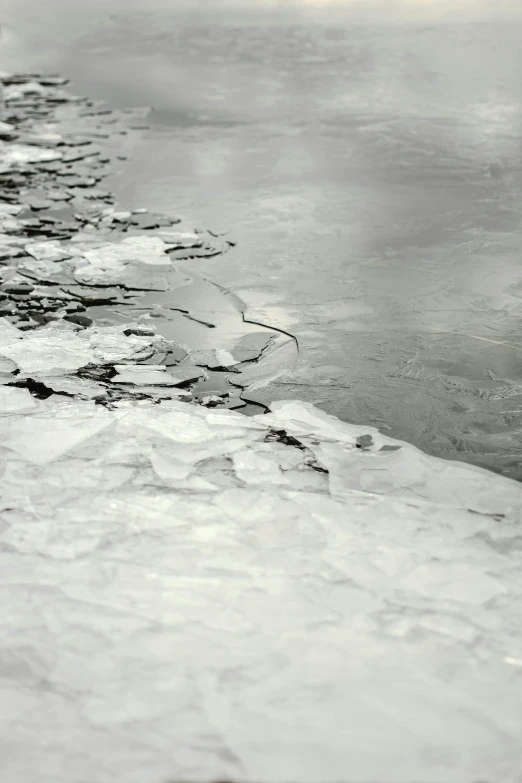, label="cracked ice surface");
[1,389,522,783]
